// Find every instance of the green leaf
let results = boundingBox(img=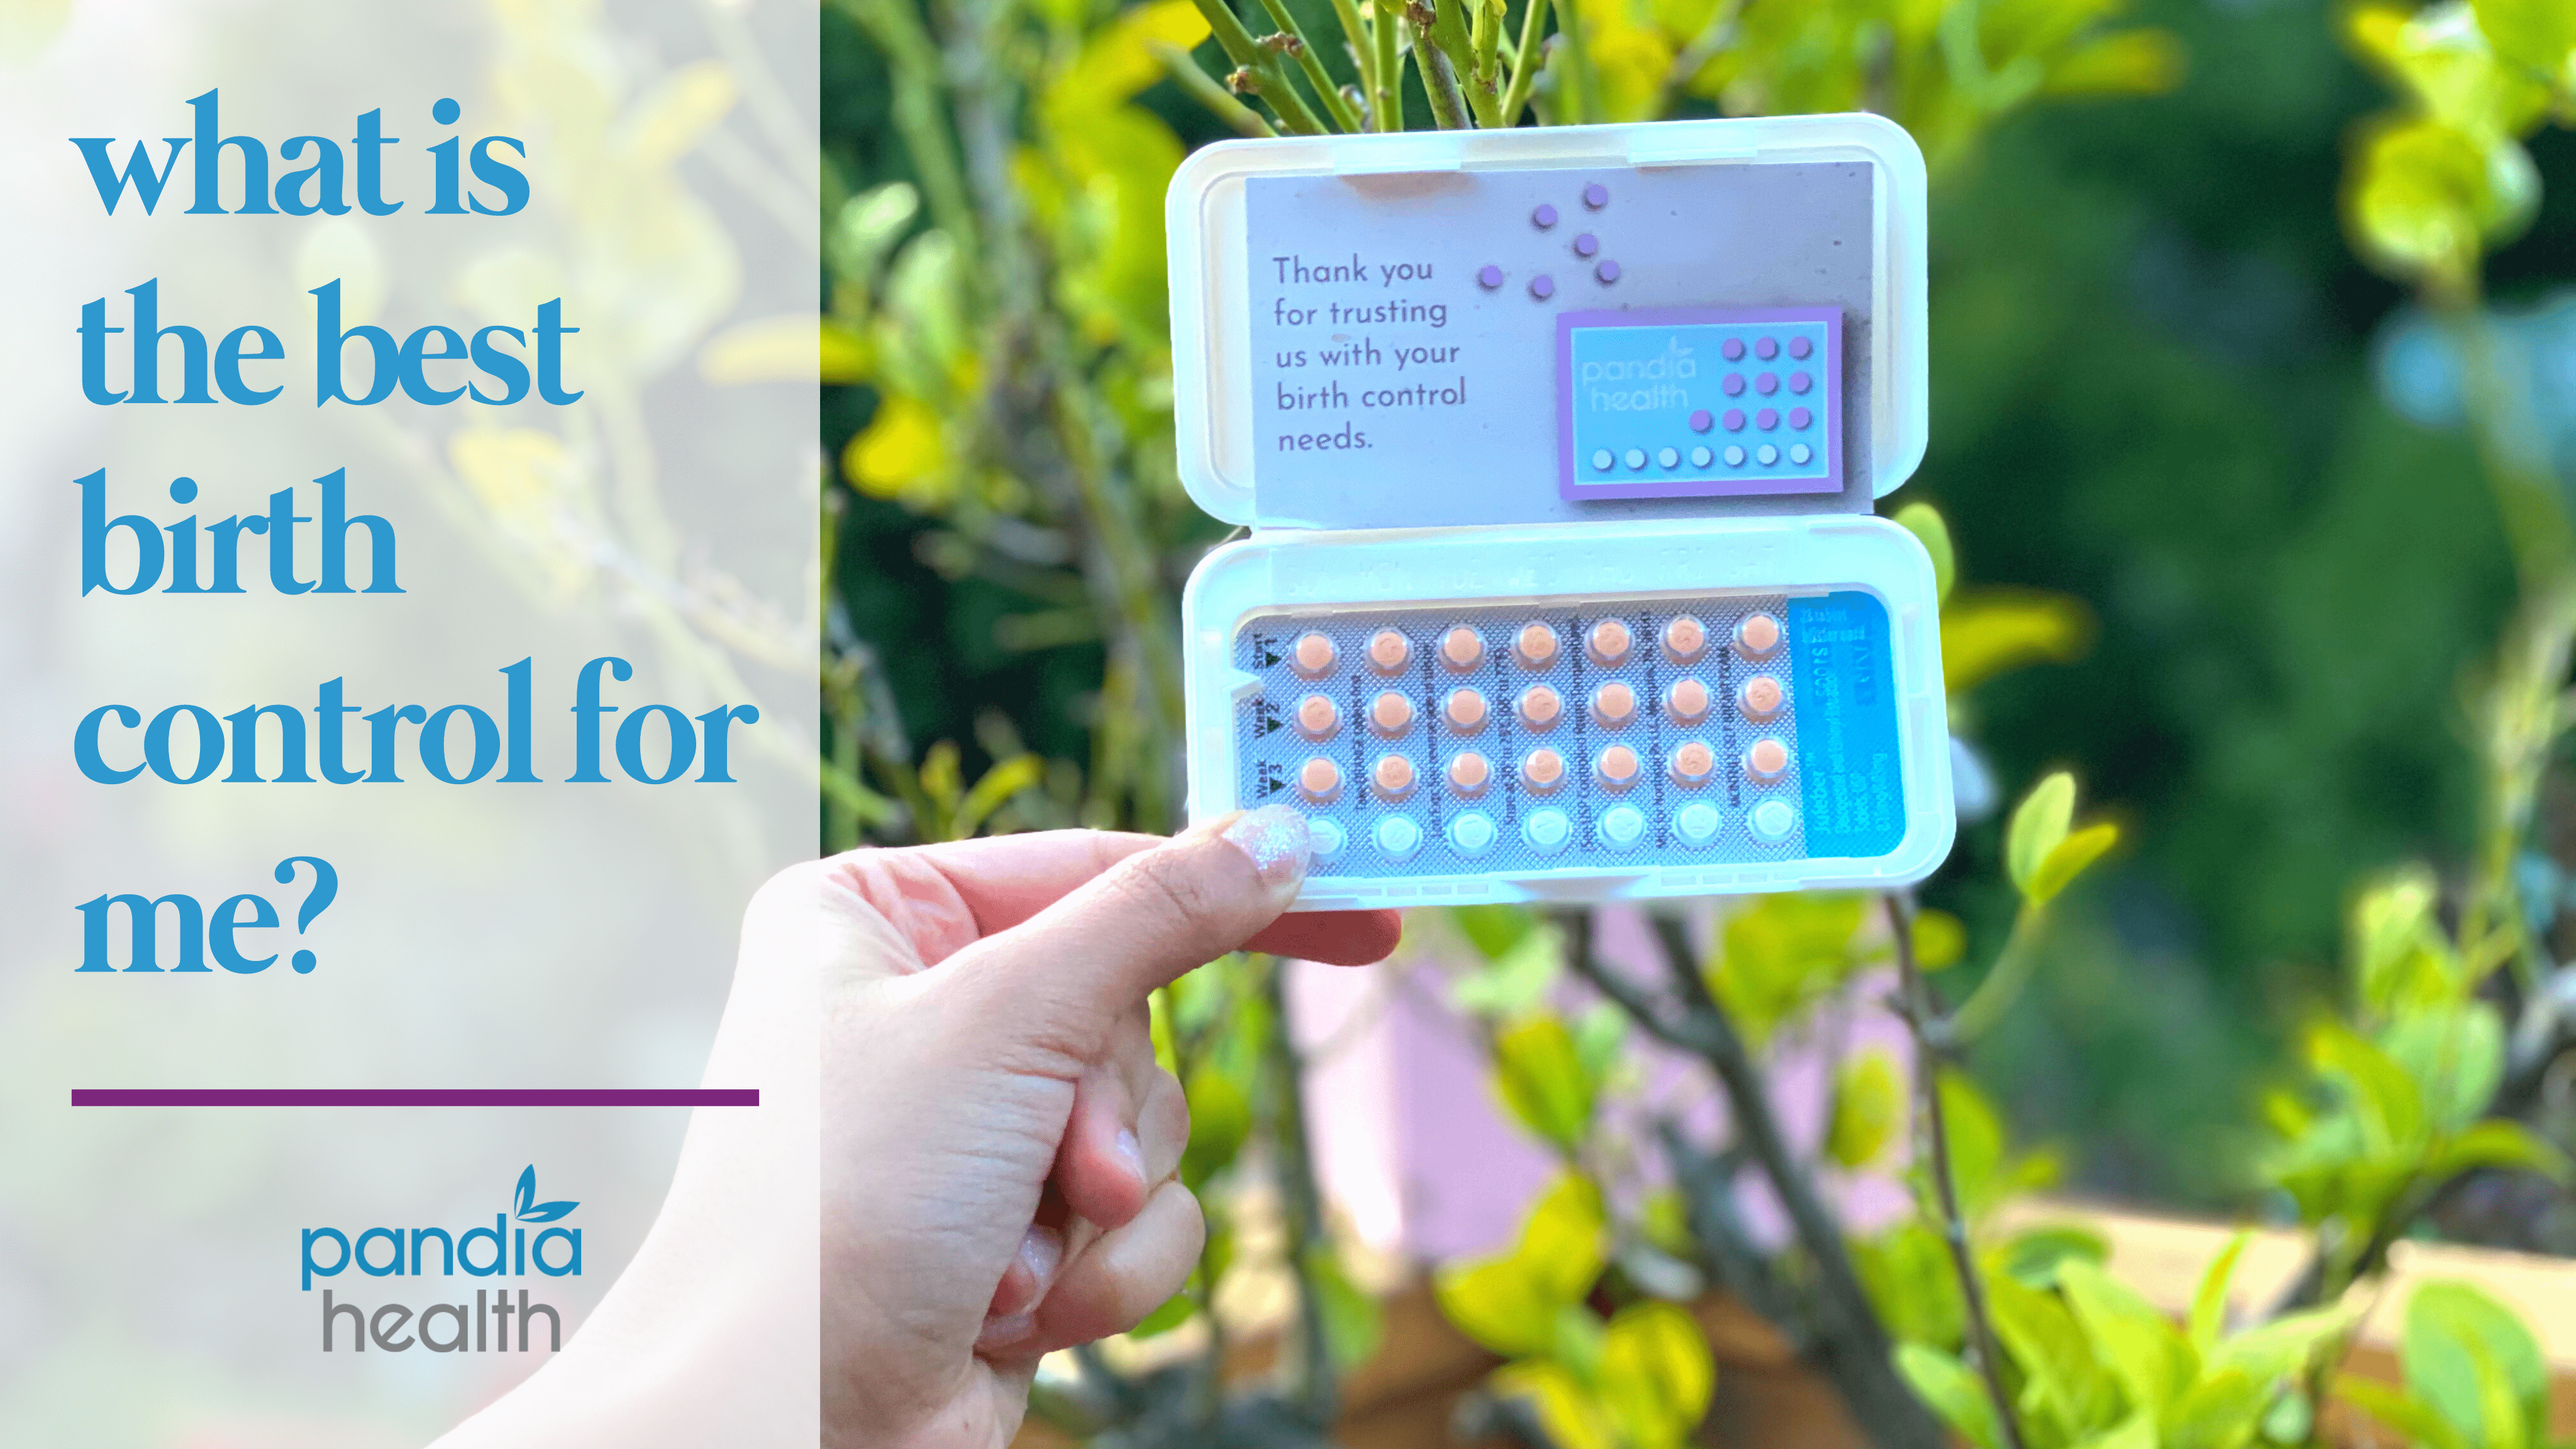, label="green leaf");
[2472,0,2576,89]
[1989,1270,2121,1435]
[1914,908,1969,970]
[1302,1244,1385,1370]
[1897,1343,2005,1449]
[1179,1062,1252,1188]
[2007,772,2077,896]
[1599,1301,1716,1449]
[2027,822,2121,905]
[2212,1304,2356,1385]
[2166,1370,2275,1449]
[950,752,1042,838]
[1827,1050,1906,1169]
[1894,501,1957,604]
[2428,1119,2575,1184]
[2336,1375,2470,1449]
[1126,1289,1199,1338]
[1452,902,1539,961]
[1857,1224,1967,1348]
[1942,588,2094,695]
[1435,1254,1559,1357]
[2072,1411,2159,1449]
[1715,893,1868,1045]
[1521,1171,1610,1304]
[1490,1361,1620,1449]
[1494,1014,1598,1150]
[2382,1003,2506,1132]
[1453,921,1563,1018]
[2406,1281,2548,1449]
[2349,869,2460,1018]
[1940,1071,2012,1218]
[1998,1223,2112,1288]
[2191,1231,2253,1355]
[2060,1258,2199,1418]
[2309,1021,2430,1157]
